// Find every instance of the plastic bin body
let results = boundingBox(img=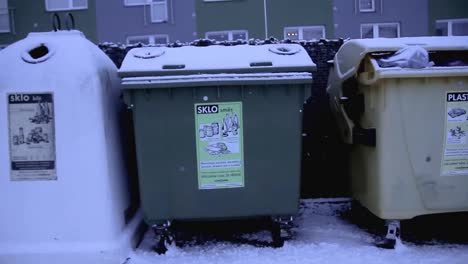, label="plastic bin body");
[119,44,315,225]
[328,37,468,220]
[0,31,141,264]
